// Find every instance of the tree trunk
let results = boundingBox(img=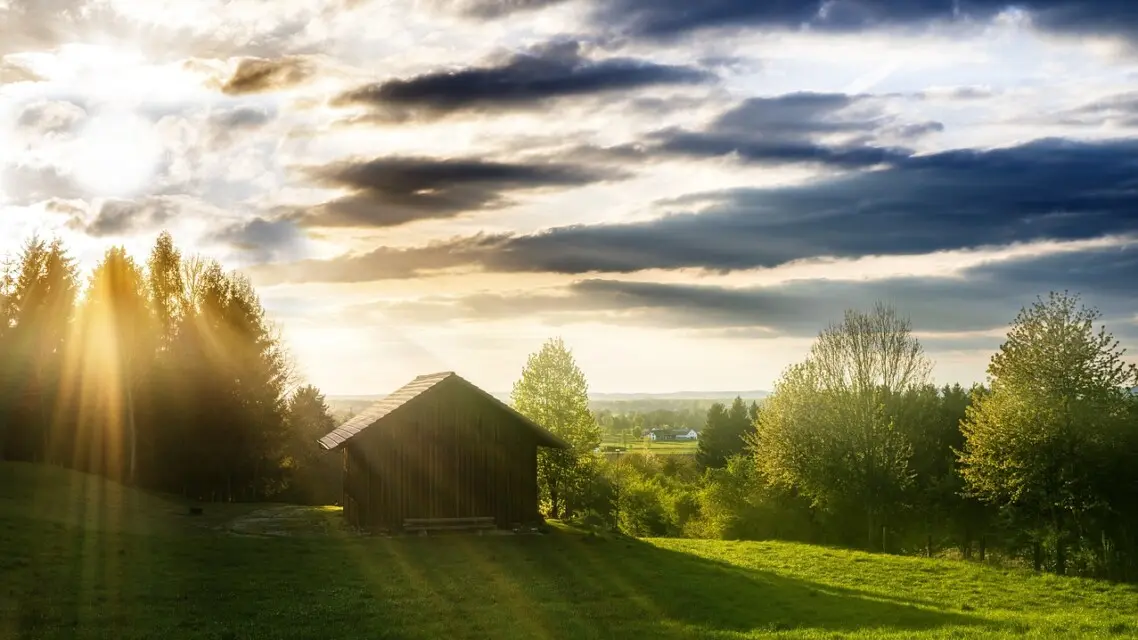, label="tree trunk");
[126,381,137,485]
[549,485,561,520]
[1056,538,1067,576]
[963,530,973,560]
[926,534,933,558]
[1033,541,1043,572]
[867,511,875,551]
[979,535,986,562]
